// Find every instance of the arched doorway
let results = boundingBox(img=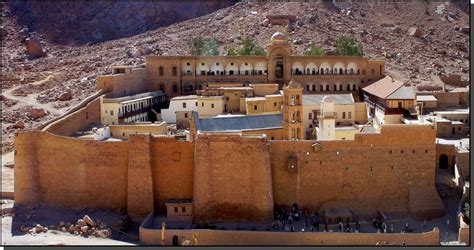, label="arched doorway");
[275,54,284,79]
[439,154,448,169]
